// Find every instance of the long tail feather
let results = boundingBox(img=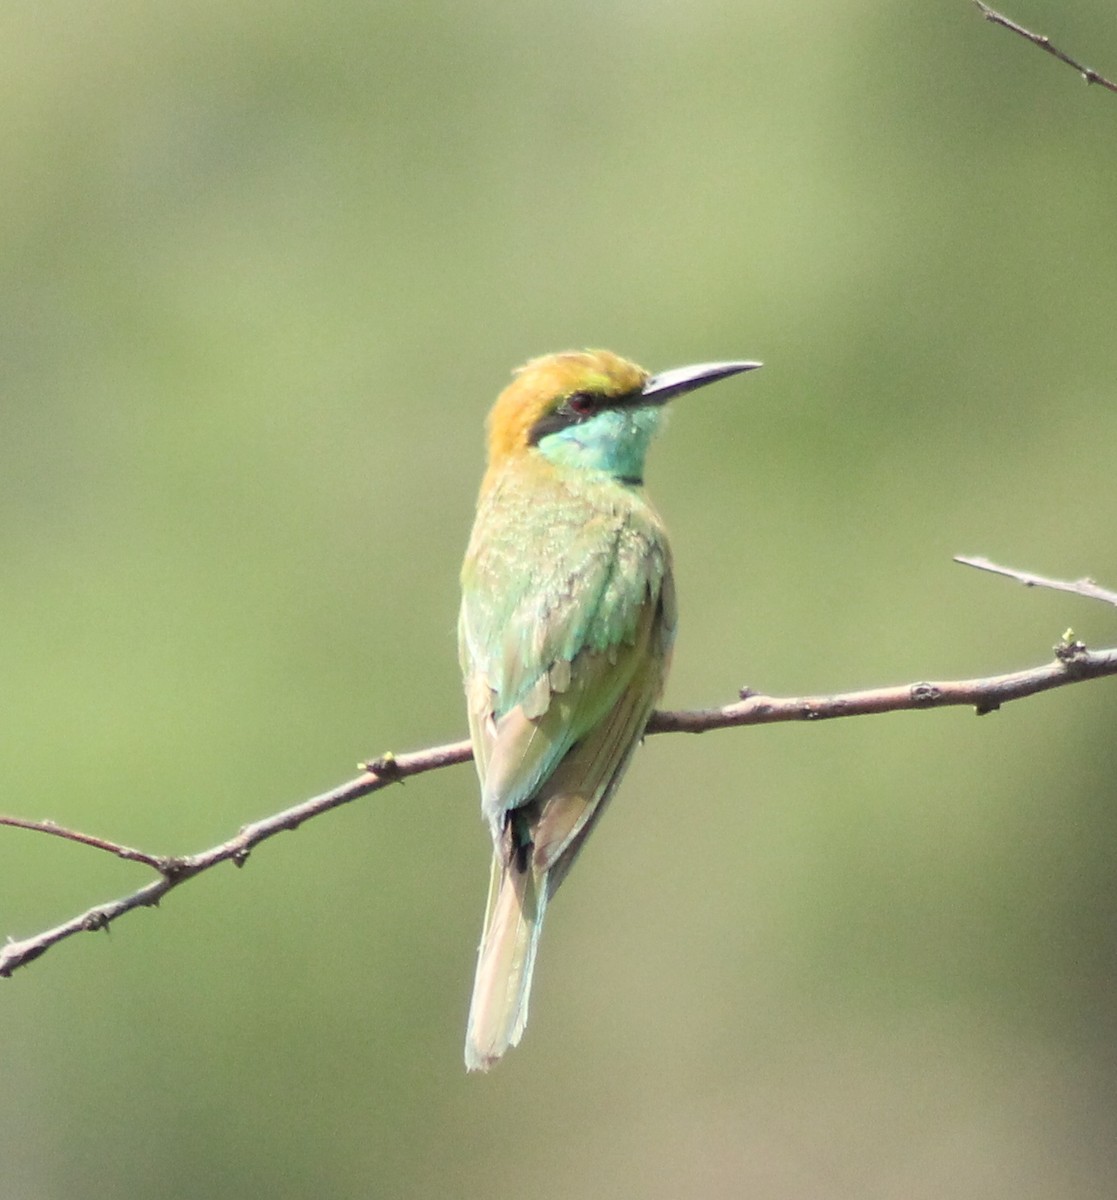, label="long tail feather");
[464,855,548,1072]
